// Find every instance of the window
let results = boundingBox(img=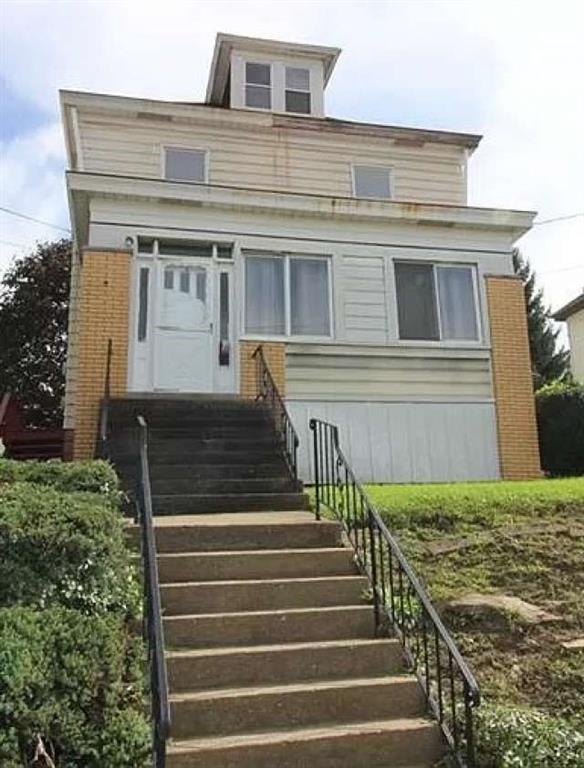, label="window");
[285,66,311,114]
[245,62,272,109]
[164,148,206,182]
[395,262,479,342]
[245,254,331,337]
[353,165,392,199]
[137,267,149,341]
[219,272,230,366]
